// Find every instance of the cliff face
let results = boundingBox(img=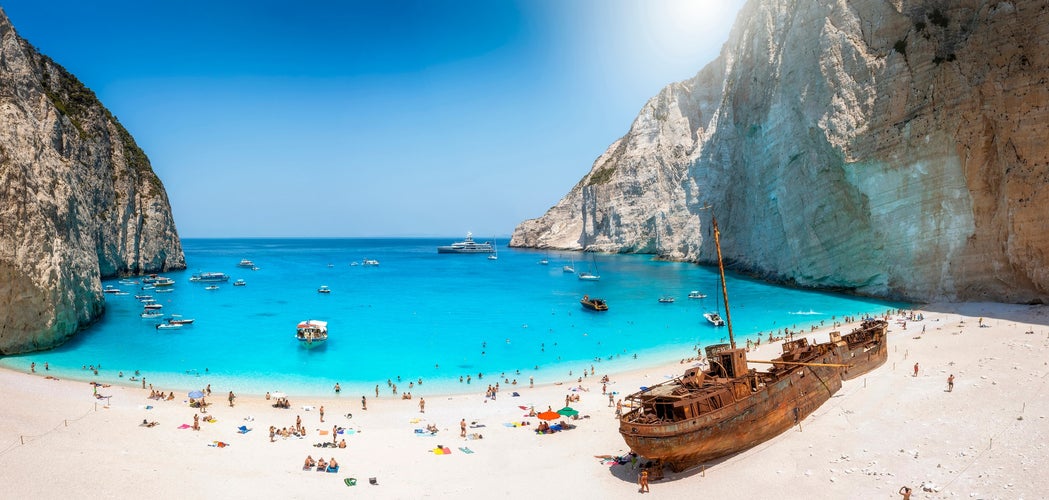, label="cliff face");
[0,9,186,354]
[512,0,1049,303]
